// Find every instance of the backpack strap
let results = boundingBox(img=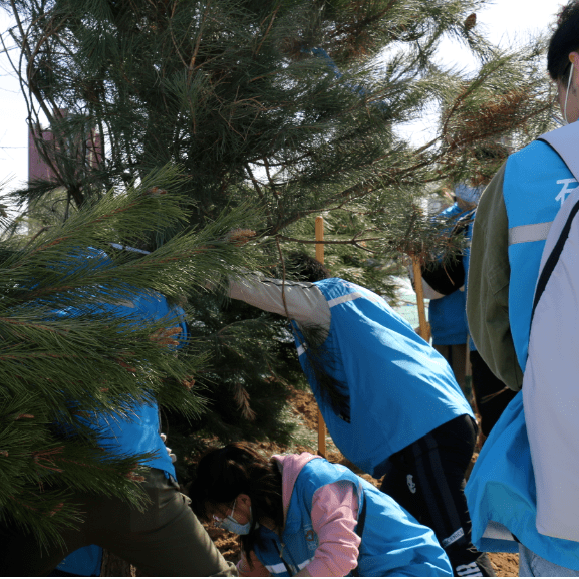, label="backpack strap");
[529,122,579,315]
[531,192,579,323]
